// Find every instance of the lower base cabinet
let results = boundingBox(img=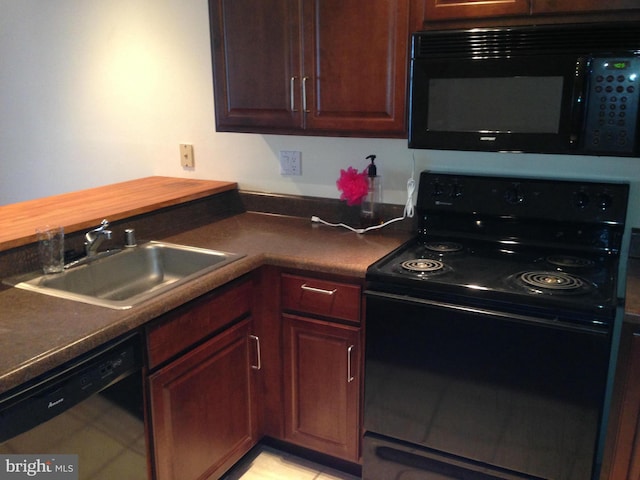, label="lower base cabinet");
[149,319,258,480]
[279,272,363,463]
[282,314,361,462]
[145,276,260,480]
[144,270,364,479]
